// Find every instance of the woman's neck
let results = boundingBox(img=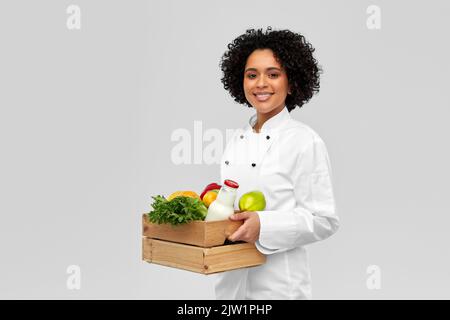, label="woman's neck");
[253,105,285,133]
